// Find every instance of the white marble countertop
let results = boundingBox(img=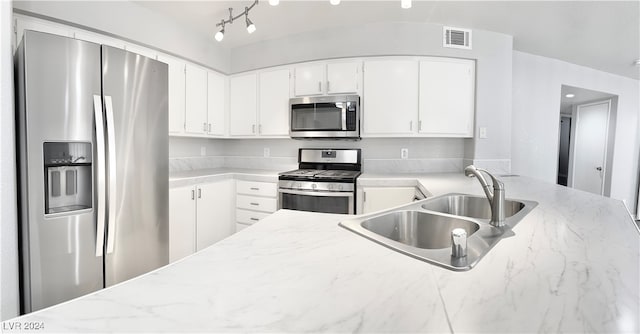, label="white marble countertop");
[5,174,639,333]
[169,168,280,188]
